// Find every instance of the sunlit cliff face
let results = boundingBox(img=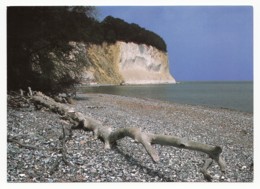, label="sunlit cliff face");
[117,41,175,84]
[83,41,176,85]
